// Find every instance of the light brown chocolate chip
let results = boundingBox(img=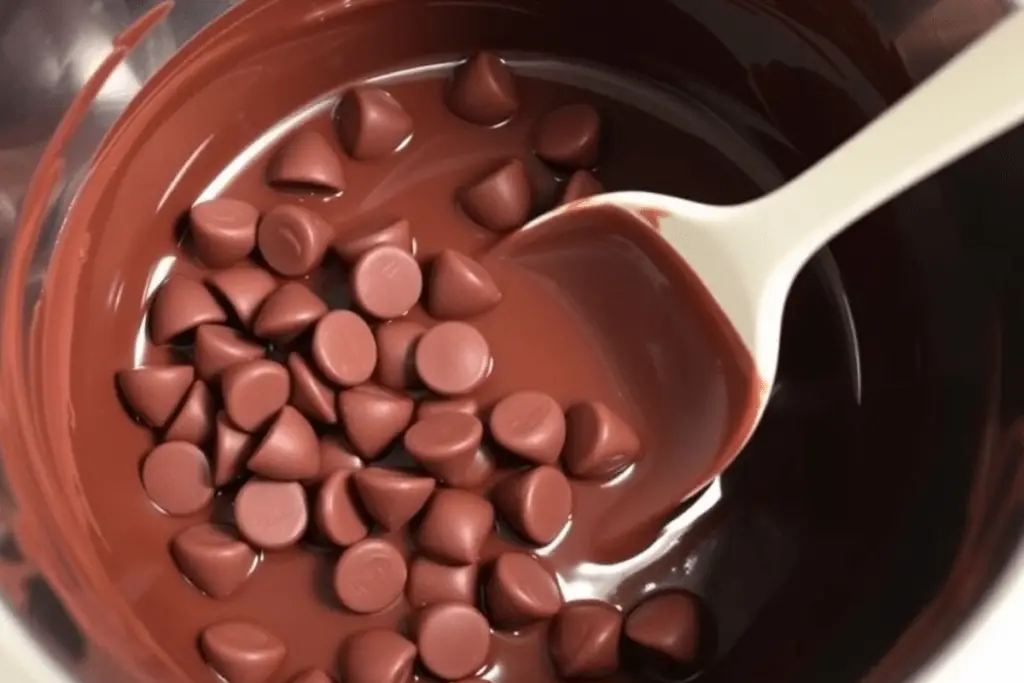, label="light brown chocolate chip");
[415,322,491,396]
[485,552,562,629]
[428,249,501,320]
[352,468,435,531]
[407,557,478,608]
[492,465,572,546]
[489,390,565,465]
[289,670,334,683]
[333,217,413,264]
[194,325,265,381]
[221,359,291,432]
[416,489,493,565]
[624,591,704,666]
[257,205,331,277]
[334,538,407,613]
[375,321,426,391]
[311,311,377,387]
[560,170,604,205]
[414,602,491,680]
[213,412,254,487]
[404,412,485,487]
[207,266,278,330]
[234,480,308,550]
[338,384,414,459]
[549,601,623,679]
[248,406,320,481]
[117,365,194,429]
[563,401,642,480]
[351,246,423,320]
[302,434,364,485]
[447,52,518,126]
[149,277,226,344]
[341,630,416,683]
[200,621,286,683]
[164,380,215,446]
[336,87,413,160]
[459,159,531,233]
[141,442,214,516]
[534,104,601,169]
[190,198,259,268]
[171,524,257,599]
[266,129,345,193]
[252,281,328,343]
[416,397,479,421]
[287,352,337,424]
[315,469,370,547]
